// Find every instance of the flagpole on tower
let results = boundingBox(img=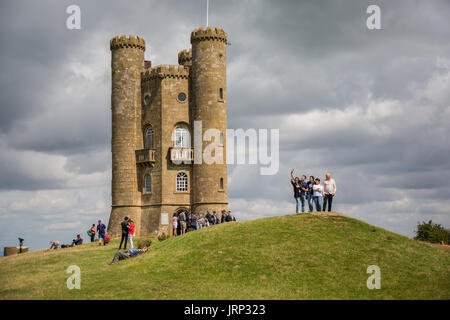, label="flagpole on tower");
[206,0,209,27]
